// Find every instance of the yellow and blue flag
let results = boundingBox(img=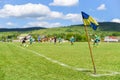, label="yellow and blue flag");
[81,11,99,30]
